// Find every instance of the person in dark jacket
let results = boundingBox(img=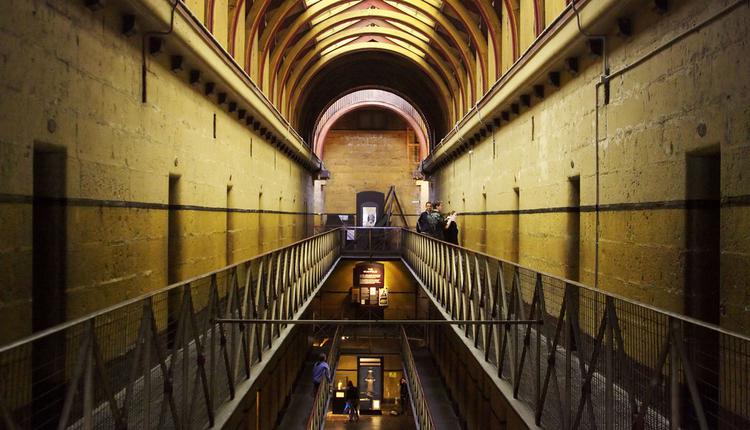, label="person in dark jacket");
[345,380,359,422]
[430,201,445,240]
[416,201,432,234]
[399,377,409,415]
[444,211,459,245]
